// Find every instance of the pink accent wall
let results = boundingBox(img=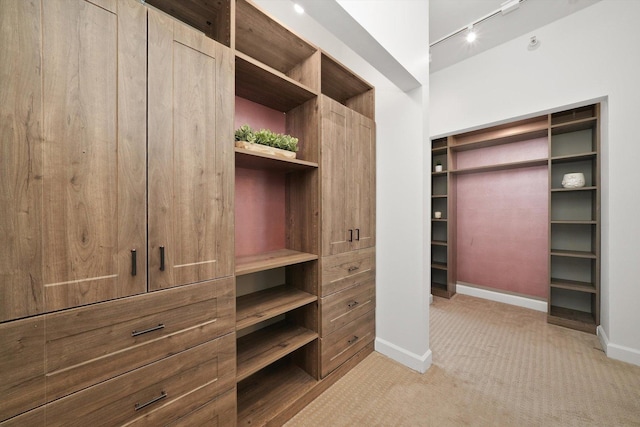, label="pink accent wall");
[456,165,549,298]
[235,96,286,133]
[234,97,288,257]
[235,167,286,257]
[455,137,548,169]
